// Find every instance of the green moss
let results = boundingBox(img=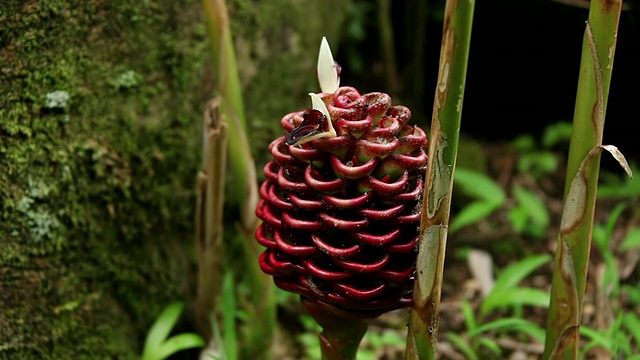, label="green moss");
[1,0,350,357]
[1,0,208,357]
